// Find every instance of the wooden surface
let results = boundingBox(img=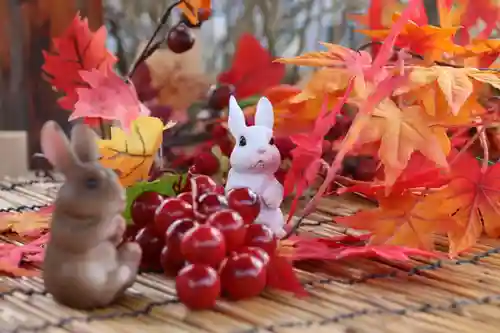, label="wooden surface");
[1,177,500,332]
